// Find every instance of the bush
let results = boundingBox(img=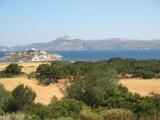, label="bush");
[49,99,85,119]
[2,97,19,113]
[0,113,38,120]
[0,108,4,116]
[24,103,49,120]
[102,84,141,109]
[80,108,135,120]
[28,72,37,79]
[0,85,10,107]
[80,107,103,120]
[134,70,155,79]
[139,112,160,120]
[4,63,22,75]
[12,84,36,108]
[103,109,135,120]
[0,63,22,77]
[0,113,26,120]
[24,99,84,120]
[149,93,160,110]
[133,99,157,118]
[2,84,36,112]
[51,117,74,120]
